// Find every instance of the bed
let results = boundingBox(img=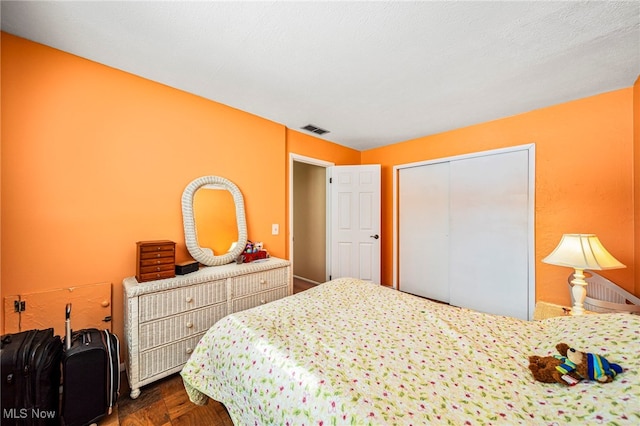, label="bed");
[181,278,640,425]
